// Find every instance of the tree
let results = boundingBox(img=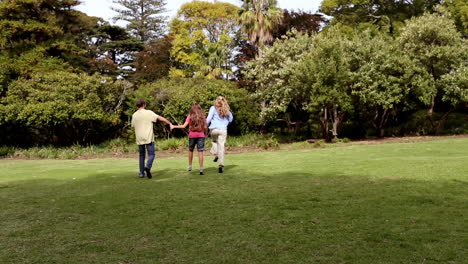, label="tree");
[0,0,102,98]
[244,30,314,134]
[134,35,173,83]
[444,0,468,36]
[296,26,354,140]
[238,0,283,57]
[169,1,239,79]
[89,23,144,78]
[350,31,415,137]
[320,0,442,35]
[273,9,328,39]
[0,71,130,146]
[0,0,94,70]
[399,12,467,134]
[112,0,167,43]
[437,64,468,134]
